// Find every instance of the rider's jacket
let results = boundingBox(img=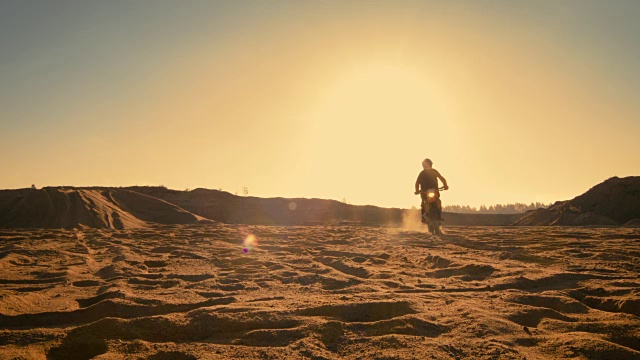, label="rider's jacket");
[416,168,441,191]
